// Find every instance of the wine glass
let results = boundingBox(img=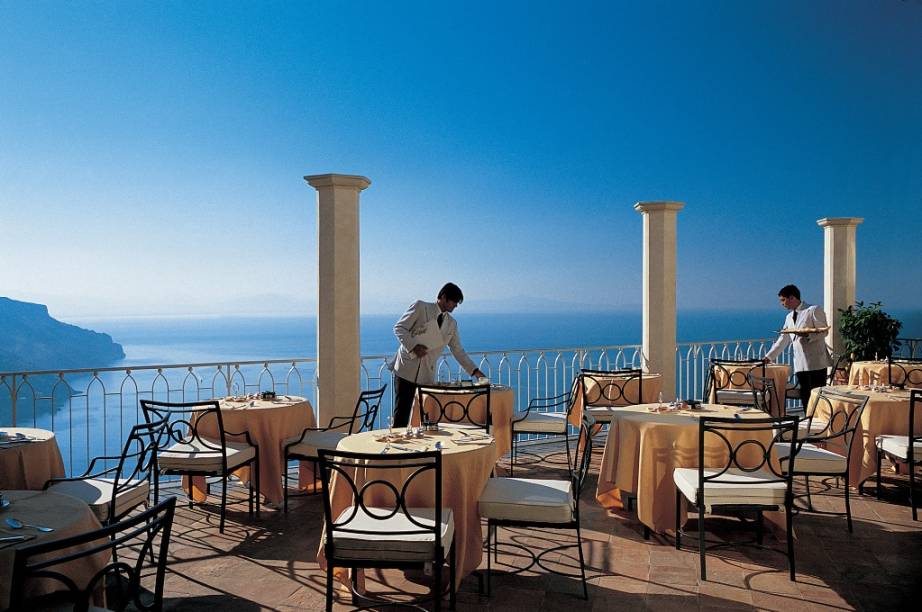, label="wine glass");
[232,382,240,398]
[387,414,394,439]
